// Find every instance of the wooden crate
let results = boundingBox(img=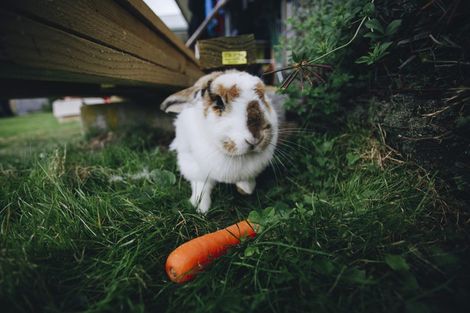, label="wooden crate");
[196,34,256,70]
